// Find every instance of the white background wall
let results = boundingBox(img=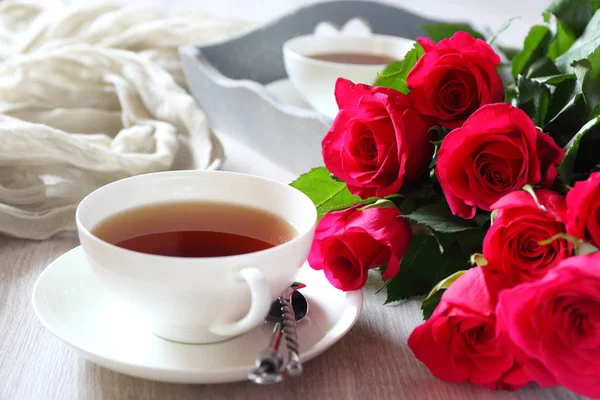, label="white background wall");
[114,0,553,46]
